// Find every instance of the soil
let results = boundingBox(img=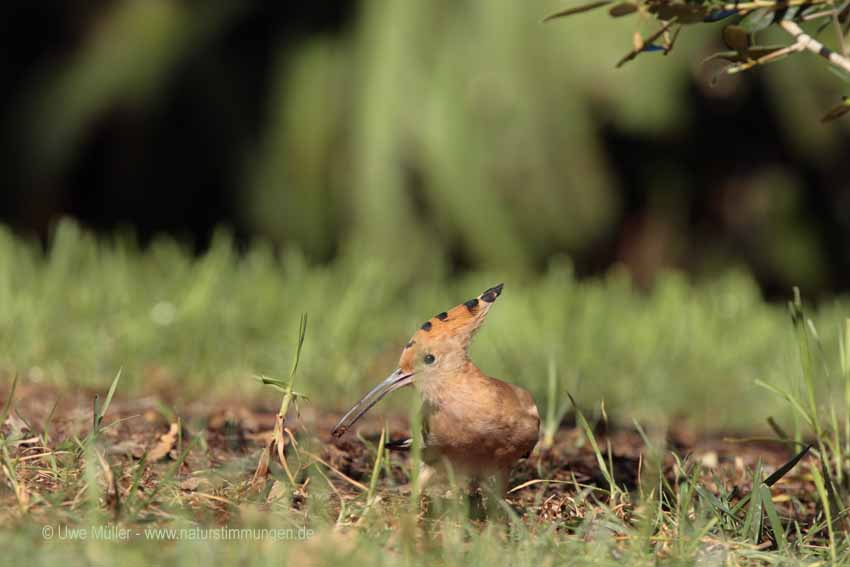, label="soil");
[1,383,820,532]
